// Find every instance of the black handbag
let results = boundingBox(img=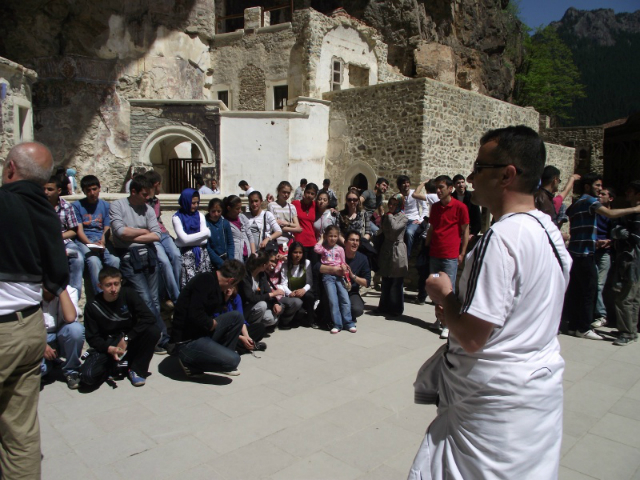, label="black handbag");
[261,213,279,253]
